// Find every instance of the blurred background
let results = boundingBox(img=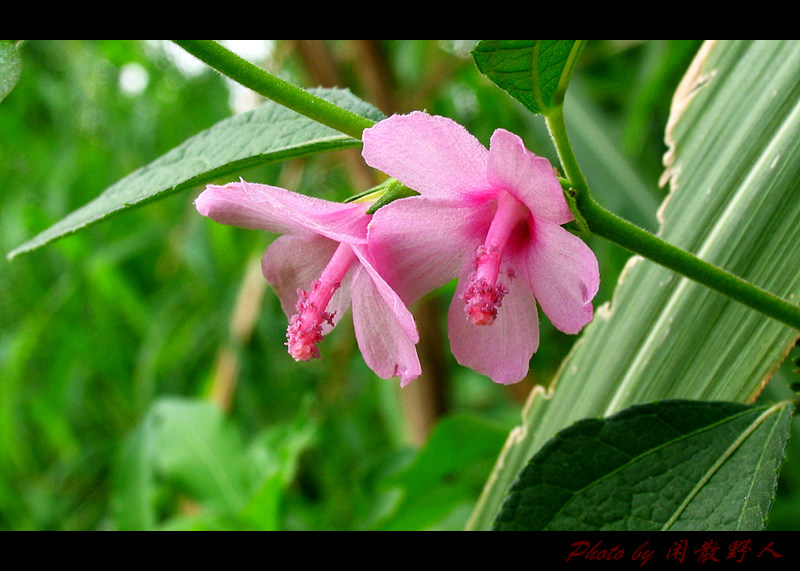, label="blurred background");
[1,40,797,530]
